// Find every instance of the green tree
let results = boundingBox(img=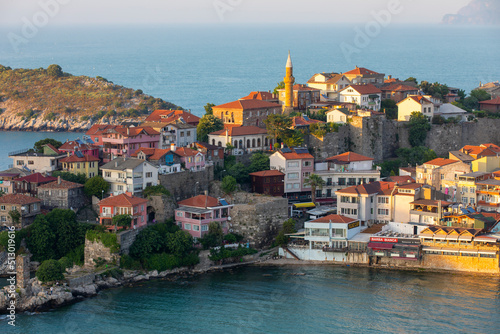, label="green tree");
[143,184,171,197]
[396,146,437,167]
[304,174,325,204]
[26,216,56,261]
[112,214,131,231]
[248,152,270,173]
[407,112,431,147]
[198,222,224,249]
[381,99,398,120]
[404,77,418,85]
[204,103,215,115]
[47,64,63,78]
[51,171,87,184]
[273,81,285,95]
[264,114,292,145]
[34,138,63,153]
[45,209,84,259]
[129,228,163,259]
[282,129,304,148]
[221,175,237,195]
[275,219,297,246]
[8,209,21,225]
[166,230,193,257]
[36,259,65,282]
[84,176,109,198]
[197,114,224,143]
[227,162,249,184]
[464,89,491,111]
